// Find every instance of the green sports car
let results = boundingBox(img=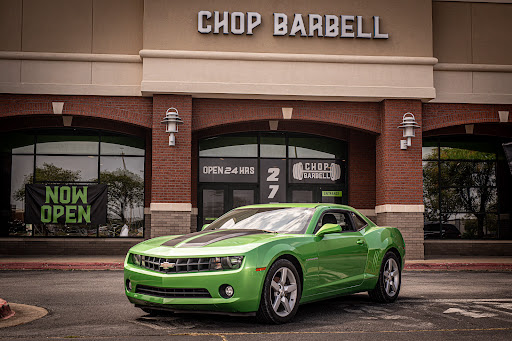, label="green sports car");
[124,204,405,324]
